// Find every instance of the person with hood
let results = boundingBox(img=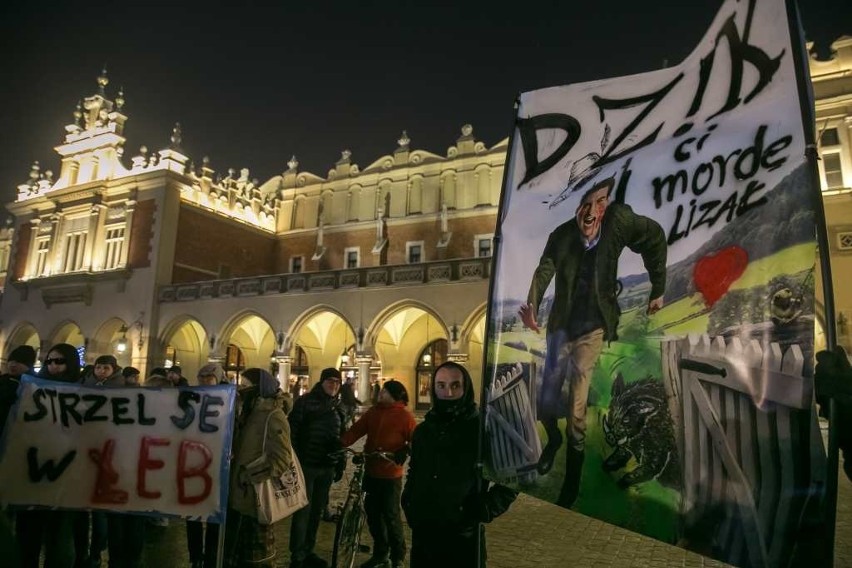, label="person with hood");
[288,368,346,568]
[185,362,228,568]
[0,344,36,437]
[17,343,81,567]
[223,368,293,567]
[80,354,143,568]
[401,362,517,568]
[816,346,852,480]
[81,354,124,386]
[341,380,415,568]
